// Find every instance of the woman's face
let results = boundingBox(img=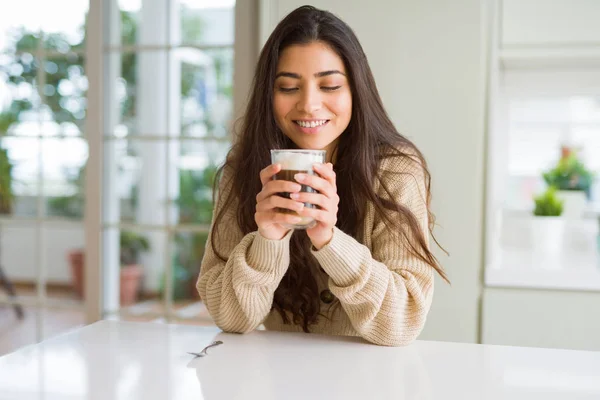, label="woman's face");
[273,41,352,157]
